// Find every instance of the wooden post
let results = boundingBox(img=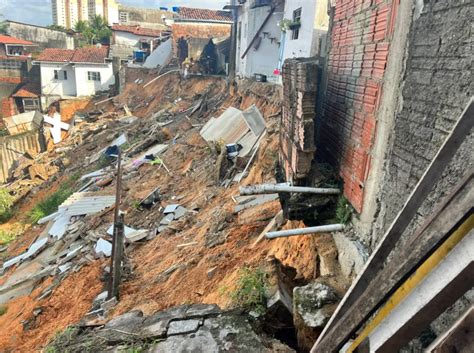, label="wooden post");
[109,214,124,299]
[108,149,123,300]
